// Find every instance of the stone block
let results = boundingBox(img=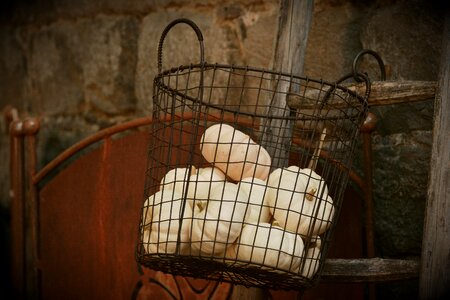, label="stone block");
[77,16,139,115]
[372,130,431,256]
[304,1,366,81]
[24,15,139,116]
[26,25,84,115]
[135,2,278,114]
[238,2,278,68]
[135,11,233,115]
[360,1,444,81]
[0,27,27,110]
[371,100,434,135]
